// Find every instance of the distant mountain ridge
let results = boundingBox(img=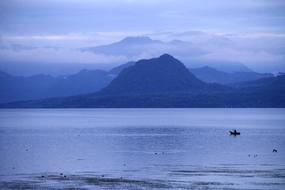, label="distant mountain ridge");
[1,36,261,76]
[0,54,278,104]
[107,61,273,85]
[80,36,253,73]
[0,69,114,103]
[190,66,273,84]
[1,54,284,108]
[80,36,163,56]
